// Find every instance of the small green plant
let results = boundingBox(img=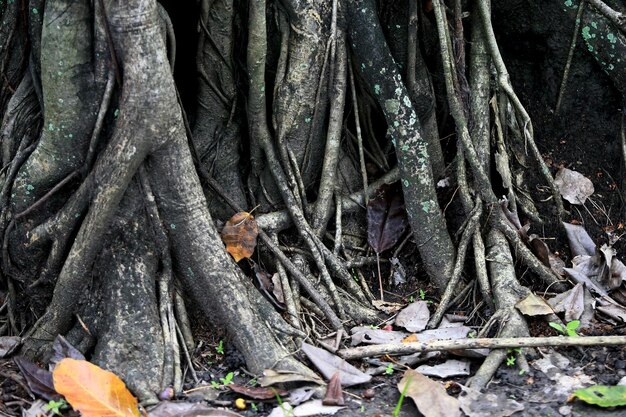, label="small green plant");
[216,339,225,354]
[220,371,234,385]
[506,348,523,368]
[393,376,412,417]
[210,371,235,389]
[549,320,580,337]
[408,295,415,303]
[250,402,258,412]
[360,404,366,413]
[506,355,516,366]
[419,288,426,300]
[385,363,394,375]
[44,399,68,416]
